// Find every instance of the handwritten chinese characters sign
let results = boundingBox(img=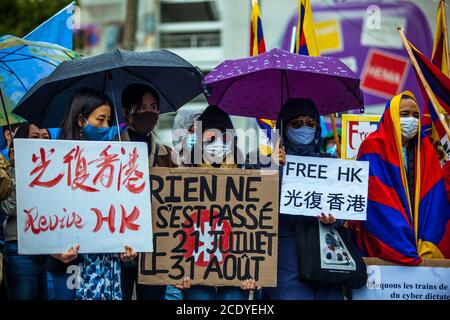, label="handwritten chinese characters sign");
[280,155,369,220]
[15,139,153,254]
[138,168,279,287]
